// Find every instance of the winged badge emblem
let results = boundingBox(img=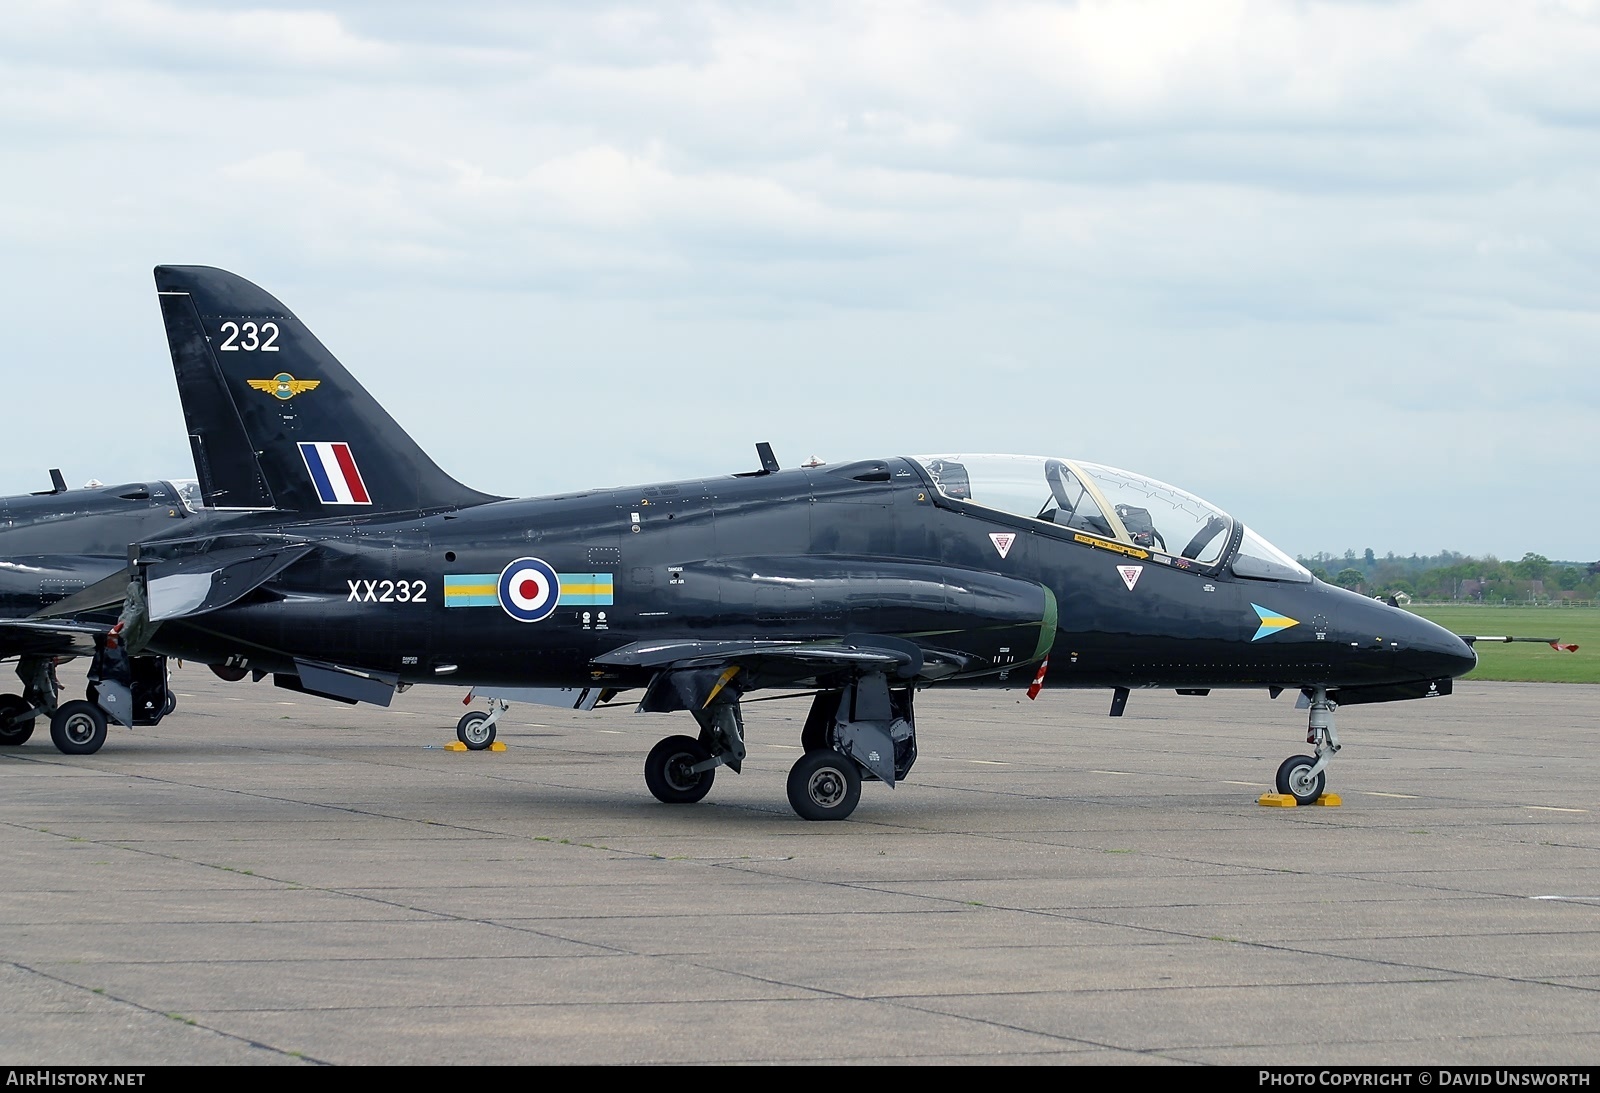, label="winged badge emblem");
[248,373,321,400]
